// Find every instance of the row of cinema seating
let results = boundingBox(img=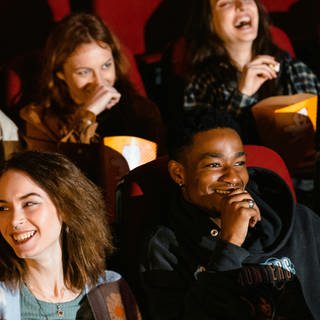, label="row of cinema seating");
[0,0,317,312]
[2,0,317,109]
[0,1,317,219]
[0,0,317,219]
